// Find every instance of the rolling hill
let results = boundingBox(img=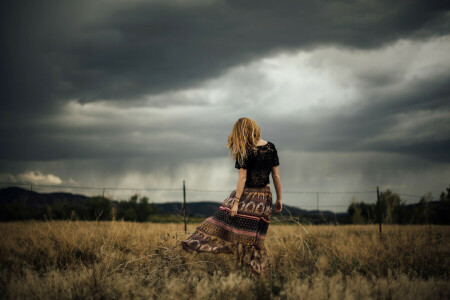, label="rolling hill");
[0,186,348,222]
